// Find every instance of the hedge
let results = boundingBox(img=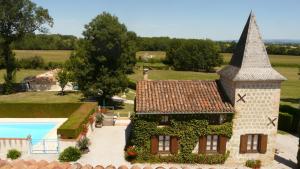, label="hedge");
[280,105,300,133]
[0,103,82,118]
[278,113,293,132]
[57,102,97,139]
